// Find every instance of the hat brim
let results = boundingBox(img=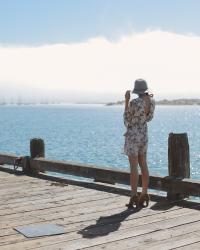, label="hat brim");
[132,89,148,94]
